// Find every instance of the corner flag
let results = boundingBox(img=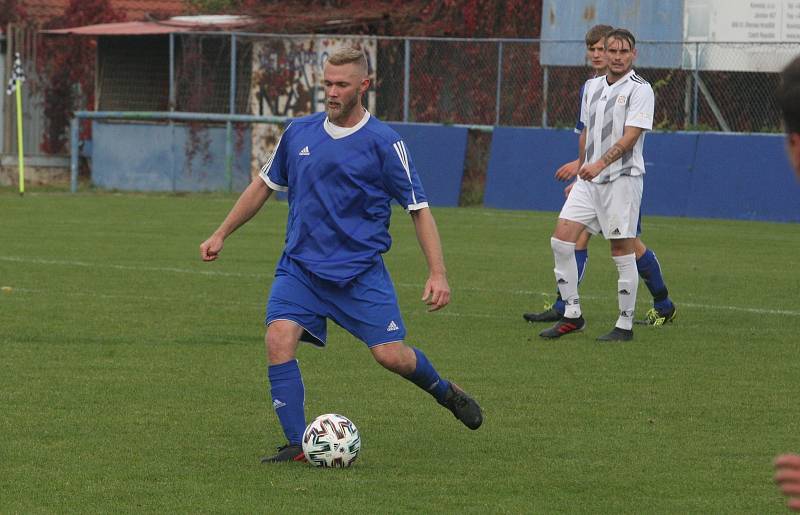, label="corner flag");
[6,53,26,195]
